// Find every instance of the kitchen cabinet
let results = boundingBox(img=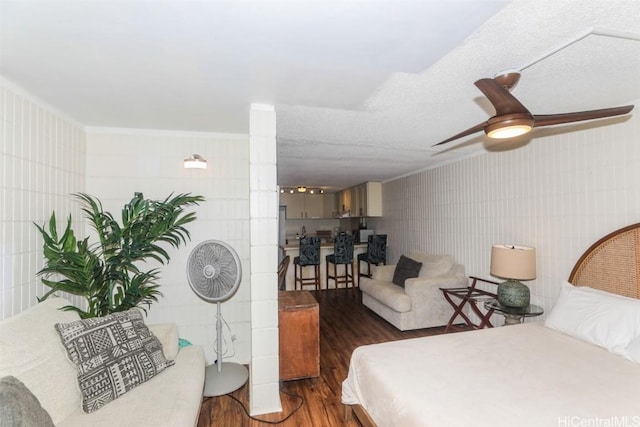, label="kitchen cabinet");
[279,183,381,218]
[281,193,304,218]
[322,193,336,218]
[337,181,382,217]
[362,181,382,217]
[338,189,352,213]
[304,194,323,218]
[353,185,365,217]
[280,193,325,218]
